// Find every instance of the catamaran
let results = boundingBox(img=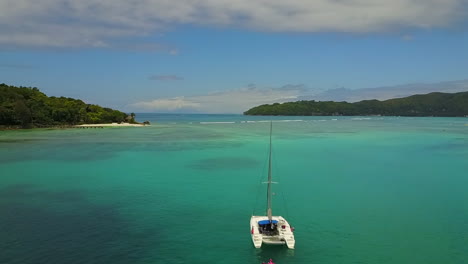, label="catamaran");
[250,122,295,249]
